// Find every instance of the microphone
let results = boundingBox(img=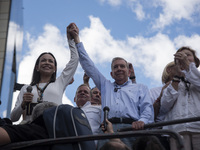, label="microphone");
[26,86,33,115]
[26,86,33,93]
[103,106,110,131]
